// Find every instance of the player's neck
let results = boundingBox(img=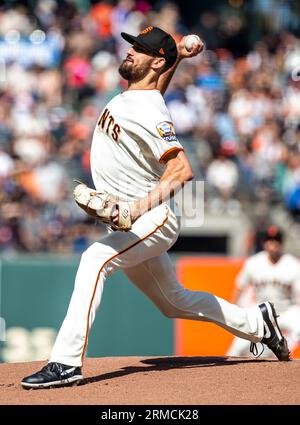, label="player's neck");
[267,253,282,264]
[126,74,159,91]
[127,81,158,91]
